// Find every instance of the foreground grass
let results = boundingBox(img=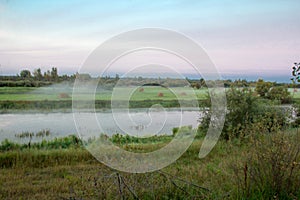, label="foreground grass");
[0,132,299,199]
[0,140,218,199]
